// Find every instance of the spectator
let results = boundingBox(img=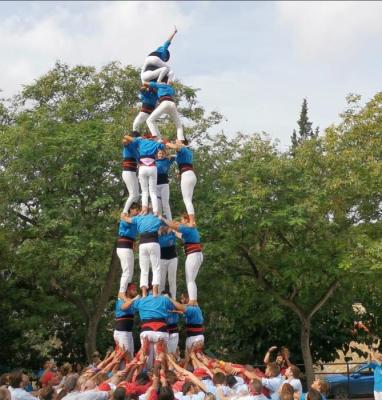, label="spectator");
[8,371,38,400]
